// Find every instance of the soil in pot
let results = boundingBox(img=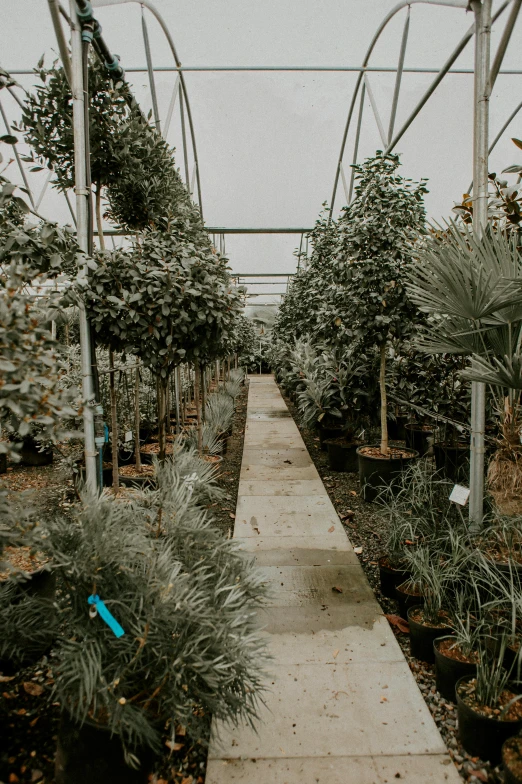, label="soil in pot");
[325,437,361,473]
[407,606,453,663]
[319,423,346,451]
[55,713,157,784]
[456,676,522,764]
[434,637,478,702]
[405,423,438,458]
[357,444,418,503]
[140,442,174,464]
[503,735,522,784]
[395,579,424,620]
[433,442,469,482]
[378,556,410,600]
[0,547,55,599]
[118,463,155,488]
